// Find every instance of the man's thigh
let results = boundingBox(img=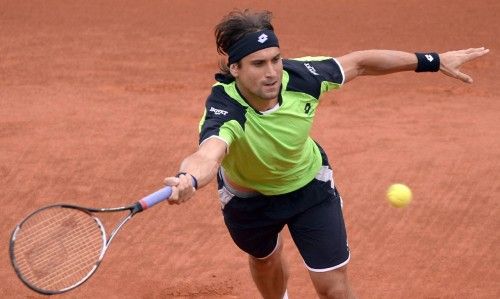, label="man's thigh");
[288,186,350,271]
